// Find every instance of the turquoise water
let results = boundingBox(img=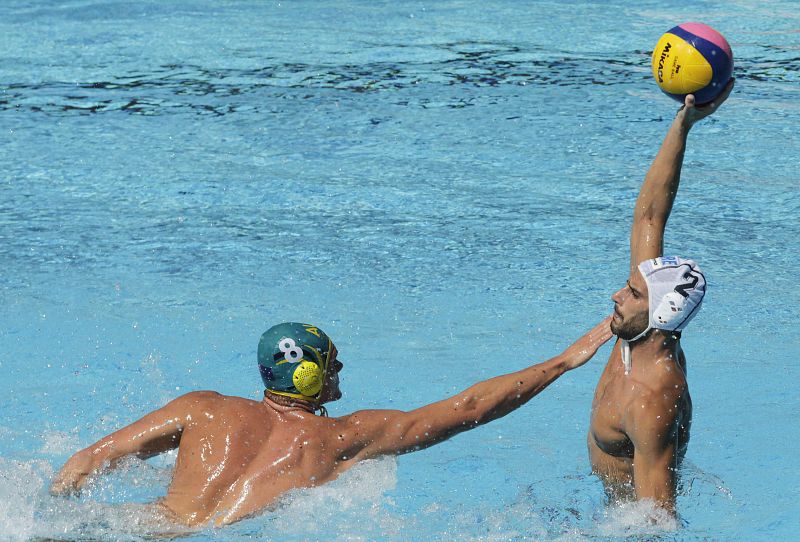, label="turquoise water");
[1,1,798,540]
